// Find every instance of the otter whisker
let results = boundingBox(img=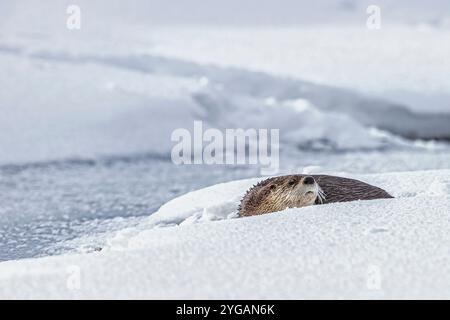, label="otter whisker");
[318,186,326,198]
[315,185,322,204]
[318,194,325,204]
[317,195,322,204]
[317,193,324,204]
[316,185,326,204]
